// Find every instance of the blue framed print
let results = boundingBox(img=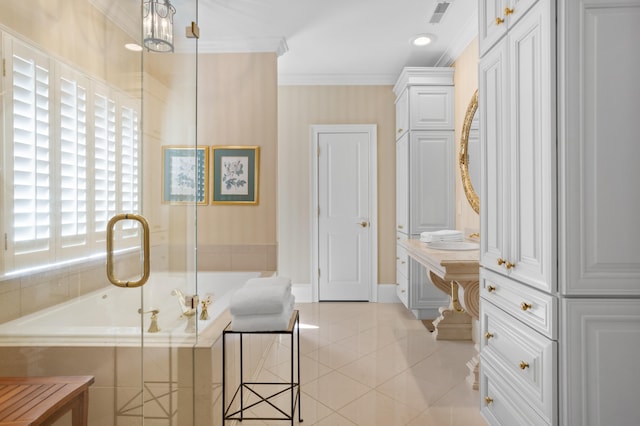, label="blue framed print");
[162,146,209,204]
[211,146,259,205]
